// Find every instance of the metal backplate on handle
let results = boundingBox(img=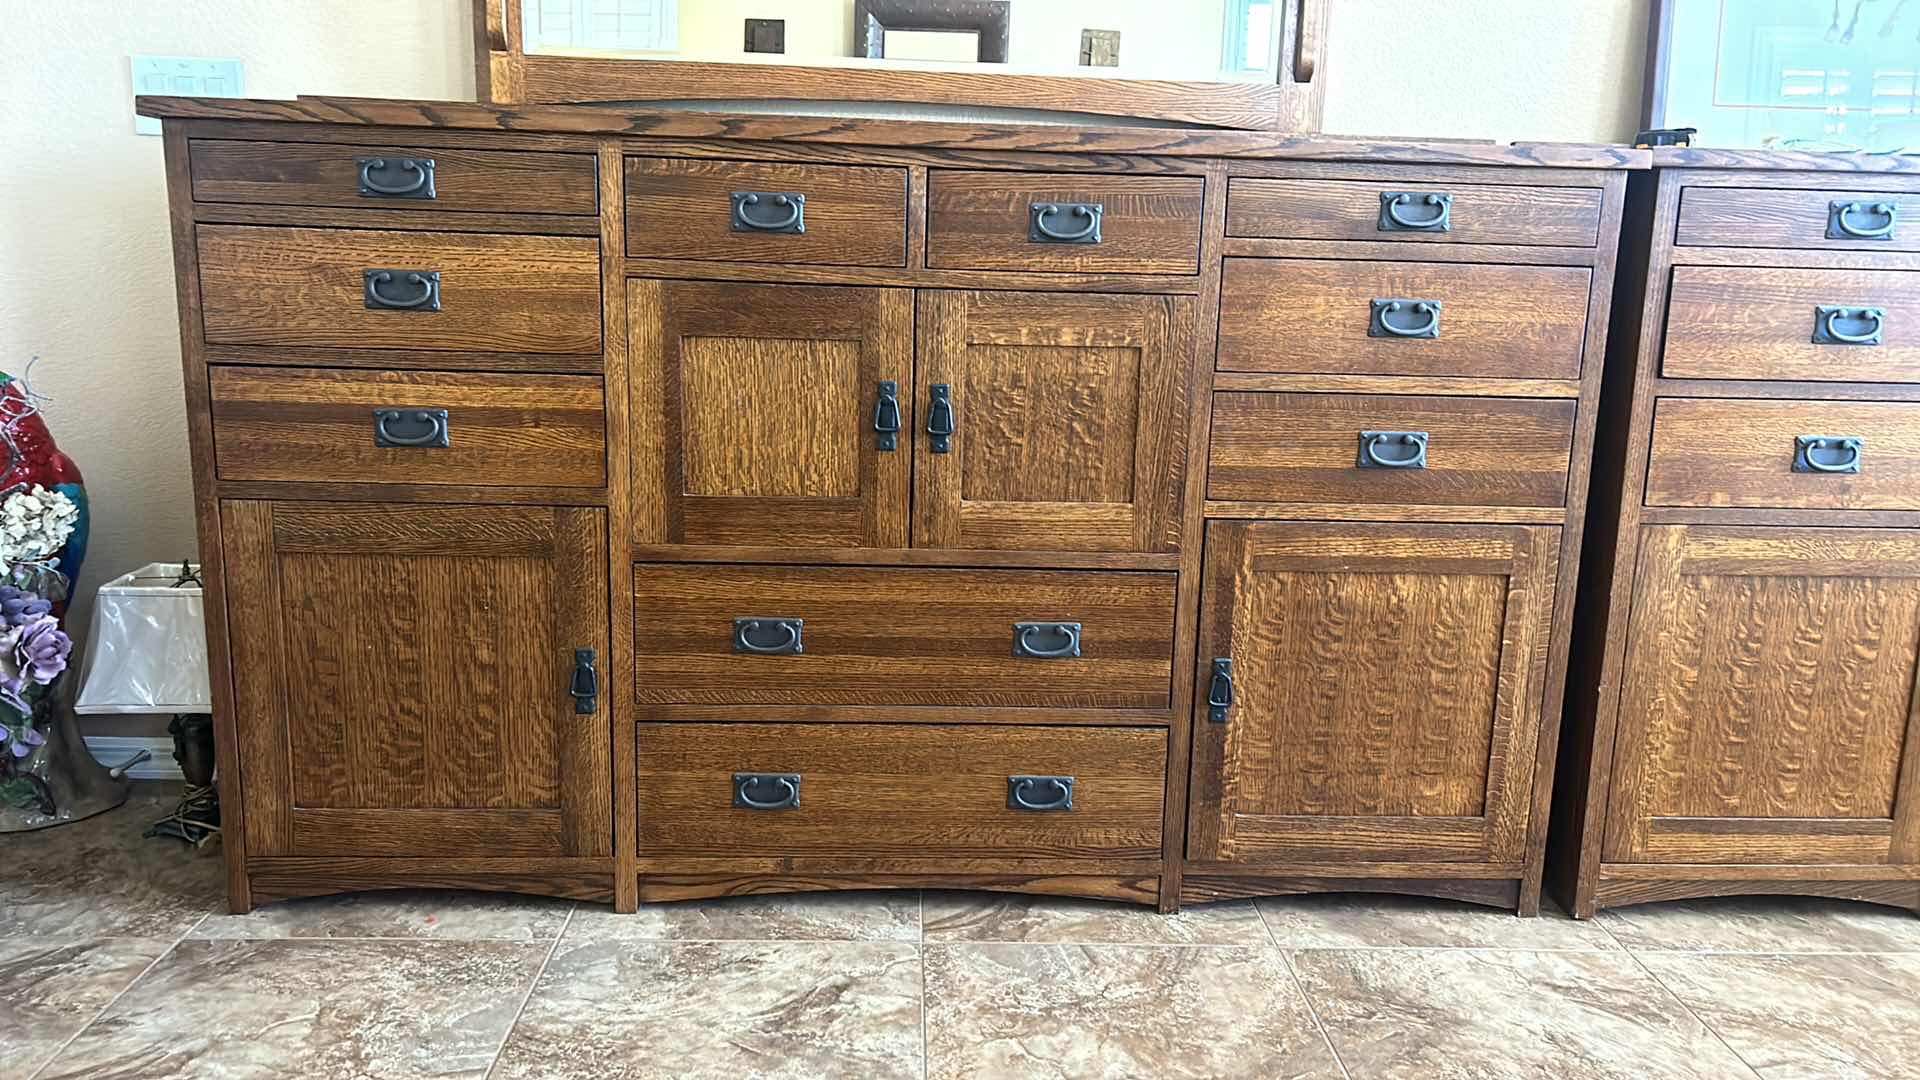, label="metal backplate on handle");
[371,408,449,448]
[733,617,804,655]
[1793,435,1863,475]
[1007,775,1074,811]
[733,773,801,810]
